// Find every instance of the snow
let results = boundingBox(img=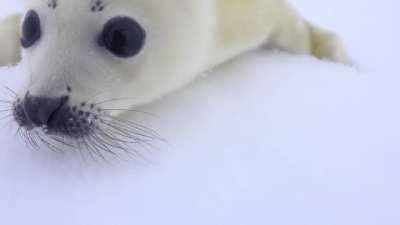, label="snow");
[0,1,399,224]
